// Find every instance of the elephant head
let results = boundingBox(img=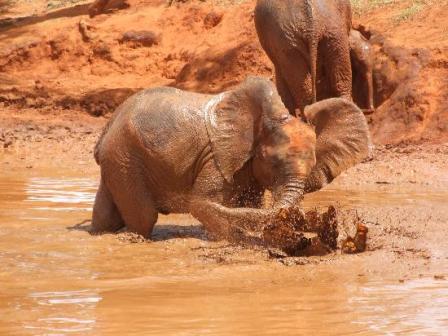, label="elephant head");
[205,76,316,208]
[192,77,370,237]
[350,29,375,113]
